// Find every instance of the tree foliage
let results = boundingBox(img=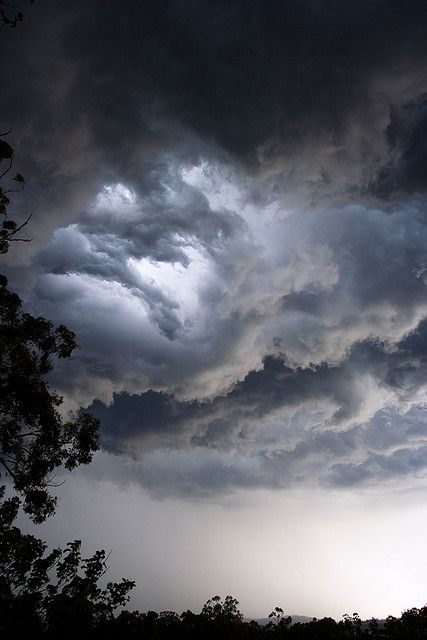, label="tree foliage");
[0,274,99,520]
[0,128,130,640]
[0,1,33,30]
[69,596,427,640]
[0,488,135,640]
[0,131,32,254]
[0,136,99,522]
[0,15,134,640]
